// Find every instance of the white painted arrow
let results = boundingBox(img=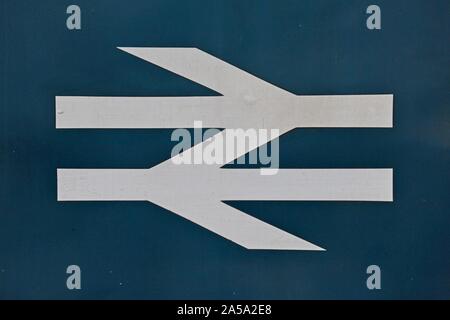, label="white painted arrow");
[56,48,393,251]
